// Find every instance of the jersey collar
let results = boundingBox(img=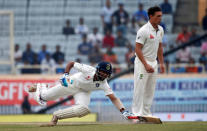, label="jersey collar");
[148,21,159,32]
